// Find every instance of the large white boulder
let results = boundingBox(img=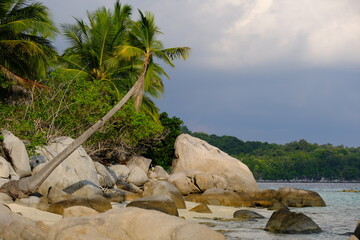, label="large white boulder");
[127,155,152,173]
[2,129,31,177]
[126,166,149,186]
[36,137,102,198]
[47,207,226,240]
[172,134,258,193]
